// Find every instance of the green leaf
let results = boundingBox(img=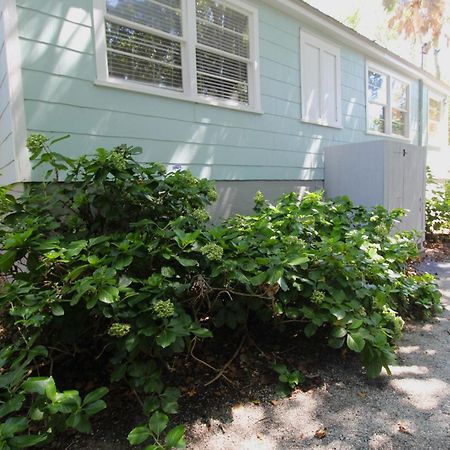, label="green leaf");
[249,272,267,286]
[22,377,57,401]
[328,337,345,349]
[8,434,48,448]
[287,256,309,266]
[66,412,91,433]
[0,417,28,437]
[148,411,169,436]
[115,255,133,270]
[330,307,346,320]
[98,286,119,304]
[330,327,347,338]
[161,266,175,278]
[304,323,318,338]
[156,330,177,348]
[51,304,64,316]
[189,324,213,338]
[84,399,107,416]
[346,333,365,353]
[83,387,109,405]
[0,250,17,271]
[0,394,24,419]
[175,257,198,267]
[165,425,186,448]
